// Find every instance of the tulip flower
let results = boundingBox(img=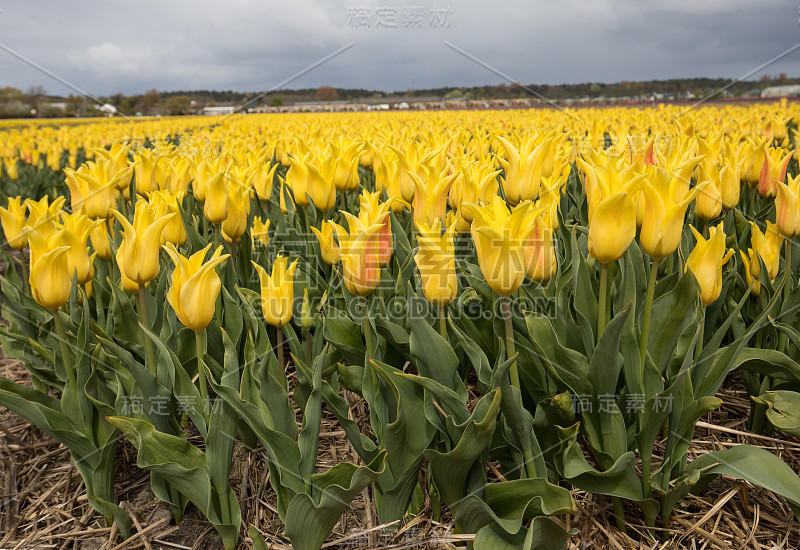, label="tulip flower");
[740,250,762,296]
[64,160,122,219]
[203,172,229,224]
[588,192,637,264]
[3,157,19,180]
[686,223,734,306]
[694,163,723,221]
[286,156,312,208]
[112,204,176,289]
[463,196,538,295]
[311,220,340,265]
[252,256,298,327]
[164,244,229,331]
[358,191,394,266]
[91,142,131,182]
[29,245,72,309]
[90,220,113,260]
[57,211,100,285]
[134,149,159,196]
[639,163,708,260]
[252,216,271,248]
[305,154,338,212]
[0,196,29,250]
[150,190,188,245]
[451,161,501,231]
[720,164,740,211]
[333,212,386,297]
[775,174,800,238]
[749,221,784,282]
[524,214,557,284]
[415,218,458,307]
[331,141,360,192]
[408,166,459,227]
[758,146,793,198]
[495,134,555,205]
[221,179,251,243]
[24,196,66,240]
[250,160,278,202]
